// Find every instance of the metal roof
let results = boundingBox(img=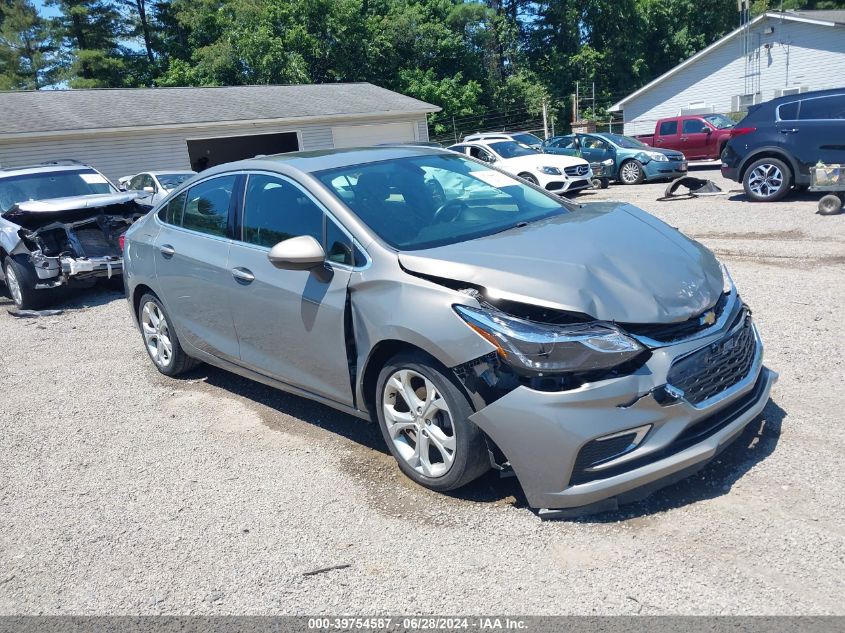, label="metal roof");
[610,10,844,111]
[0,83,439,138]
